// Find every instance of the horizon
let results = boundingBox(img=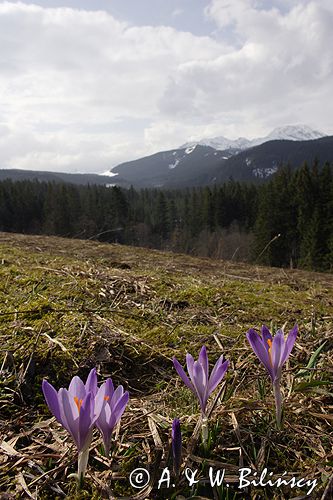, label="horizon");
[0,123,331,175]
[0,124,333,176]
